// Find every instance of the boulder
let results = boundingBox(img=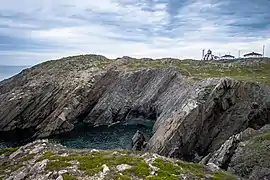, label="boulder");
[132,130,146,151]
